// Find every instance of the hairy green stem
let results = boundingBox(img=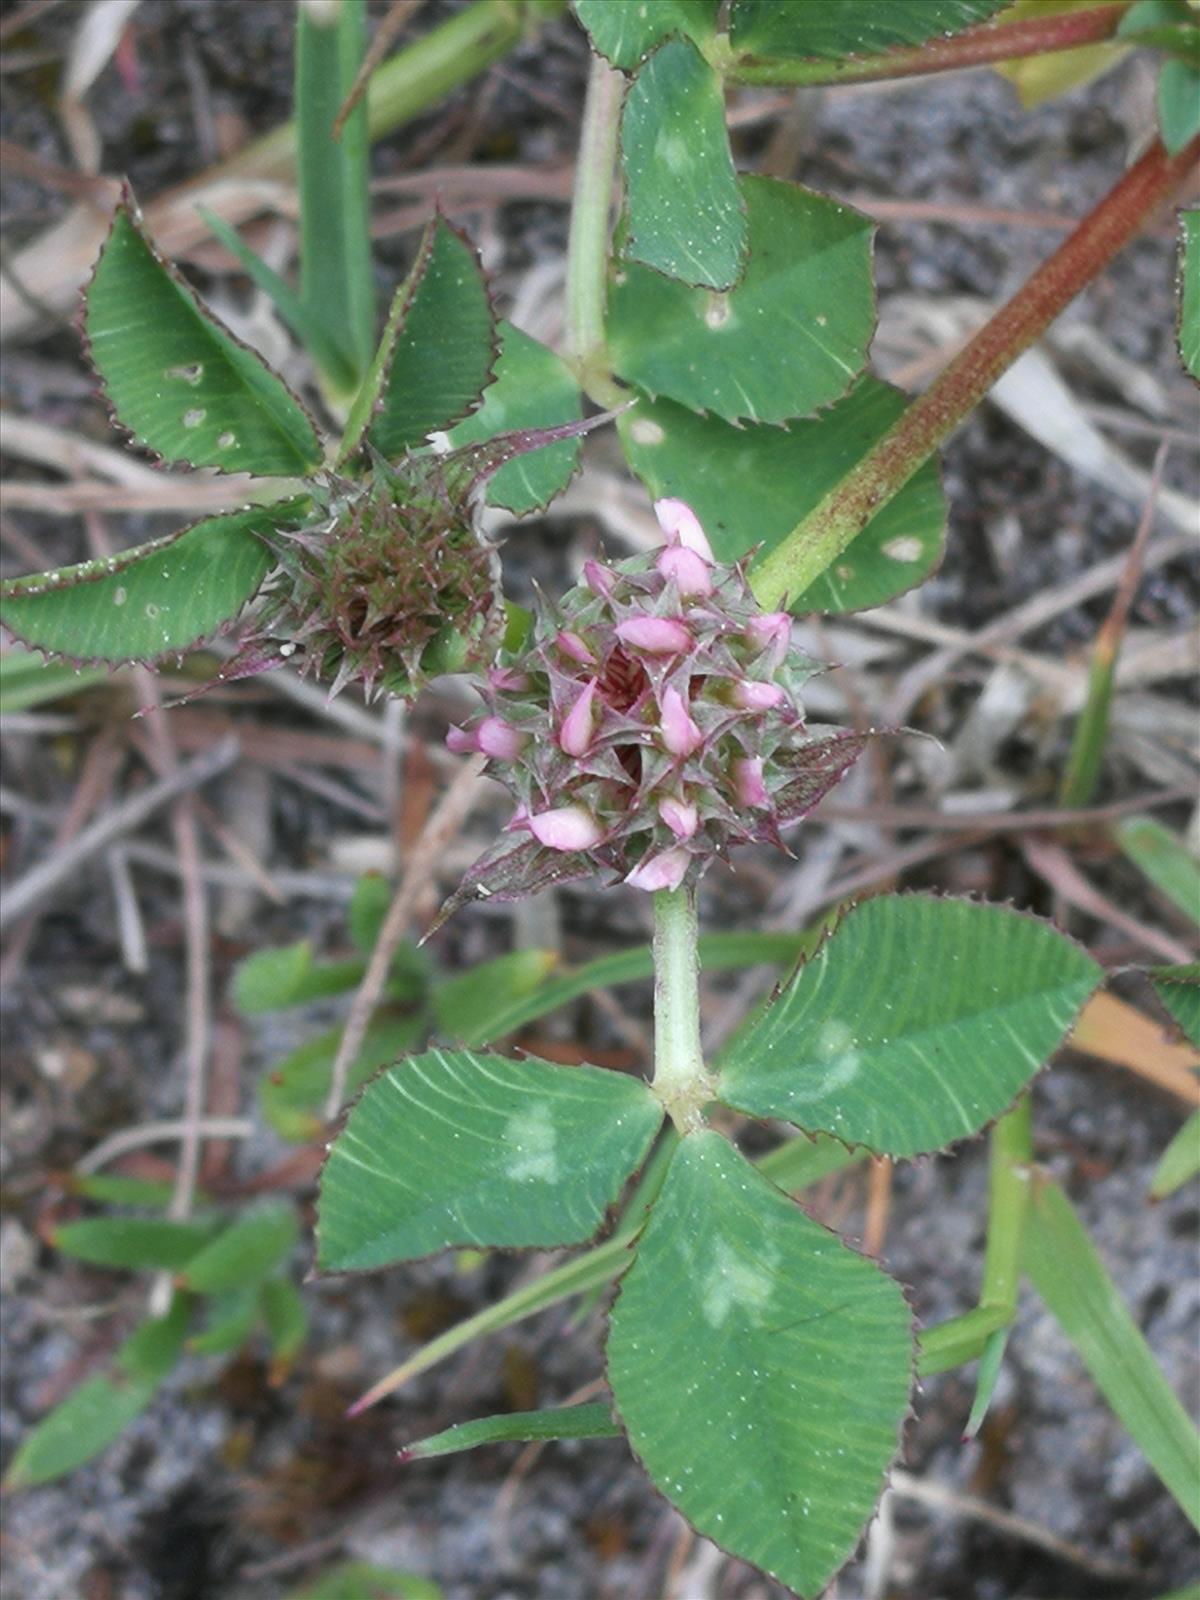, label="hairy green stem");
[751,133,1200,611]
[652,886,712,1132]
[728,2,1130,87]
[566,51,626,407]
